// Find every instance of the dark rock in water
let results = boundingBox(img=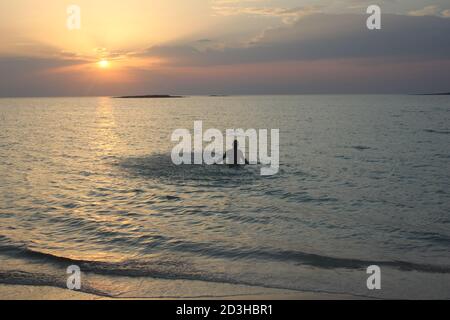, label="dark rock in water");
[114,95,184,99]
